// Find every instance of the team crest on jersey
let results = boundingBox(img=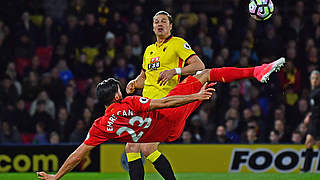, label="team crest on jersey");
[148,57,160,71]
[184,43,191,50]
[139,97,149,104]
